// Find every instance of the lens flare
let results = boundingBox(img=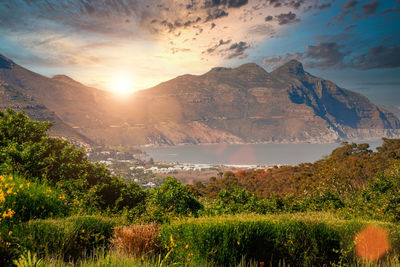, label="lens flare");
[355,225,390,261]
